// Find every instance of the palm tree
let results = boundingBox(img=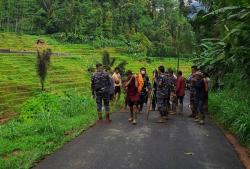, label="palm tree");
[102,50,116,71]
